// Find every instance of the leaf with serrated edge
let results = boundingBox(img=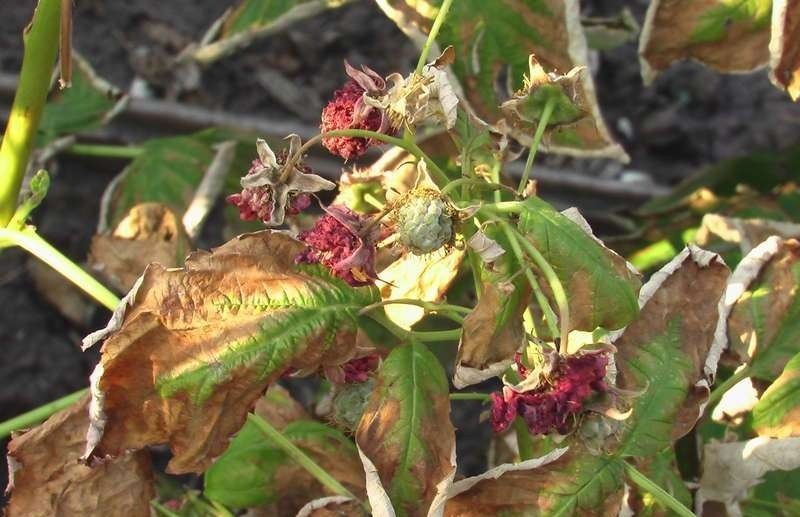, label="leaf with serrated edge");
[441,445,625,516]
[769,0,800,100]
[379,247,465,330]
[356,342,455,517]
[753,350,800,437]
[639,0,772,84]
[5,396,154,517]
[519,198,642,334]
[375,0,628,161]
[725,238,800,380]
[82,231,379,473]
[613,246,729,457]
[696,437,800,515]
